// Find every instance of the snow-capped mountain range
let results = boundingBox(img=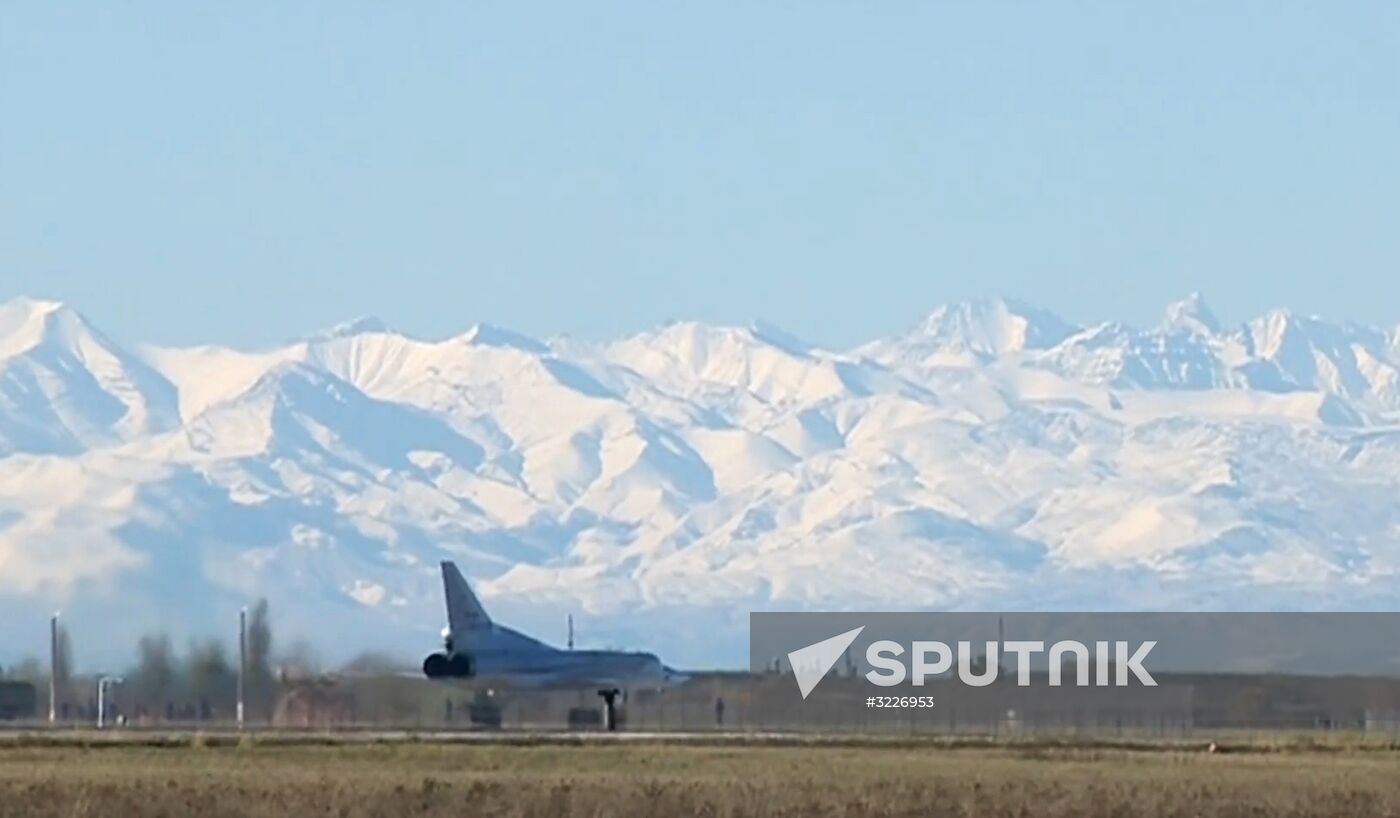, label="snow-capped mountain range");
[4,294,1400,668]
